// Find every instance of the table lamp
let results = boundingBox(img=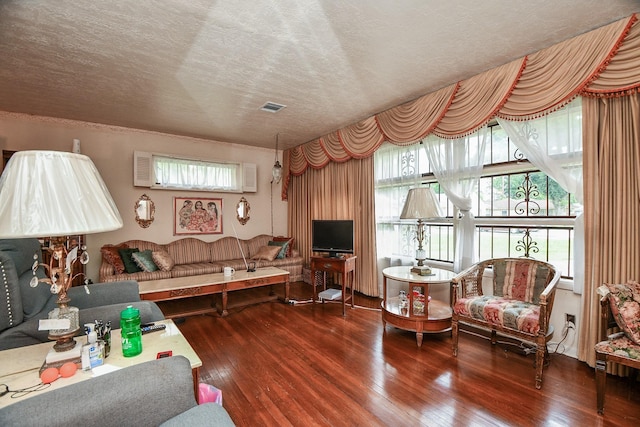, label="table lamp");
[400,187,443,269]
[0,150,122,353]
